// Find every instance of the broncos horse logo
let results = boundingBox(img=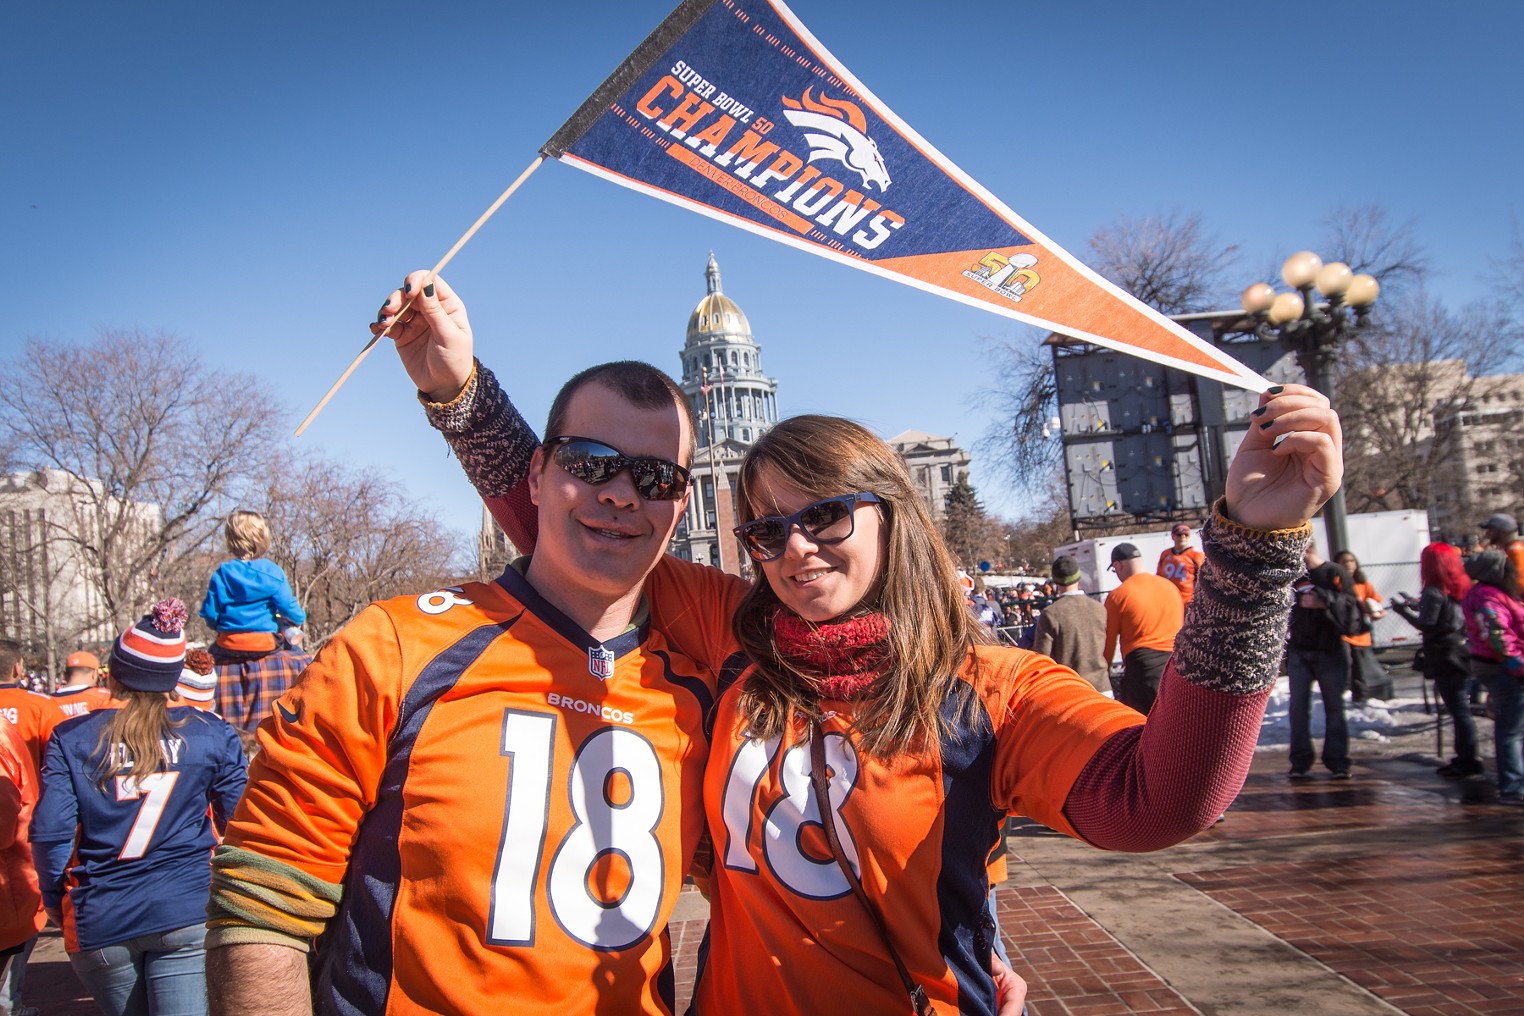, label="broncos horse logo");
[780,88,891,192]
